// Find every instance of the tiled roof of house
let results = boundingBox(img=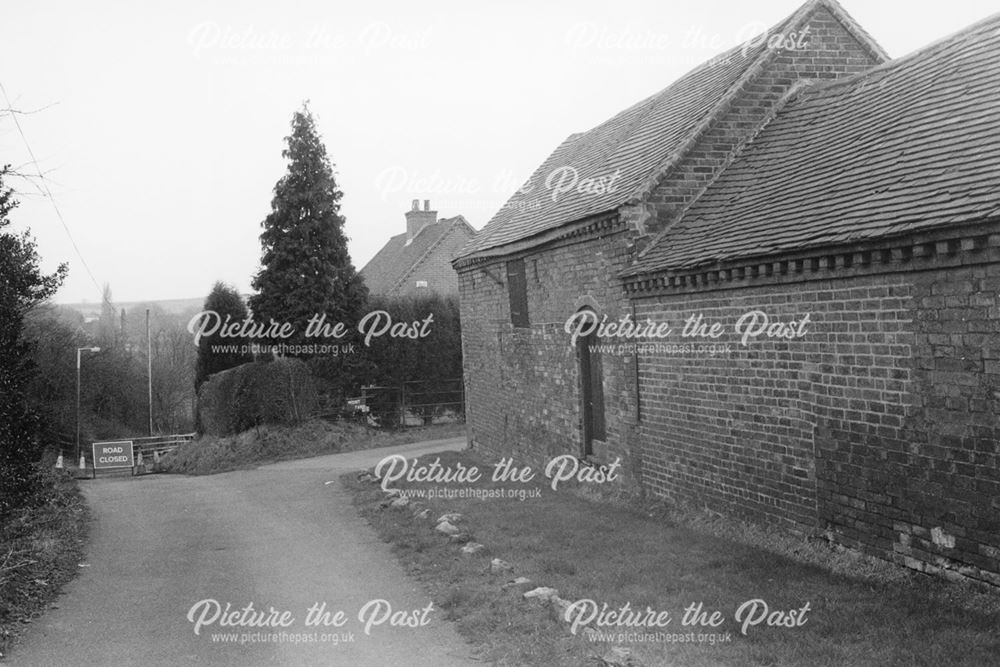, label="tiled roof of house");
[456,0,886,261]
[628,13,1000,275]
[360,216,474,295]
